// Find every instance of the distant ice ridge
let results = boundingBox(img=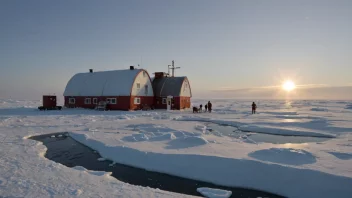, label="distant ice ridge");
[0,99,41,109]
[174,116,336,138]
[345,104,352,110]
[311,107,328,112]
[239,125,336,138]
